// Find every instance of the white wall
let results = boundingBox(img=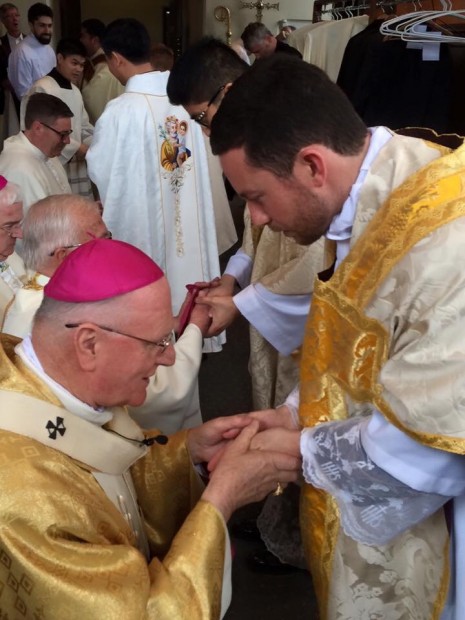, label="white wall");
[204,0,314,44]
